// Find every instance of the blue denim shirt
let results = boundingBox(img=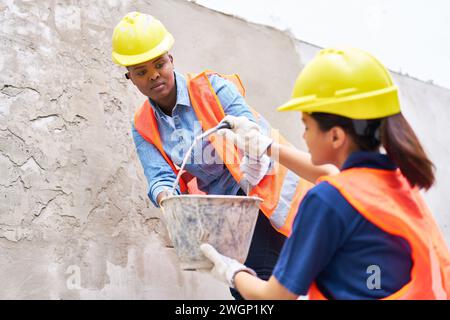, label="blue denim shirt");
[132,71,258,207]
